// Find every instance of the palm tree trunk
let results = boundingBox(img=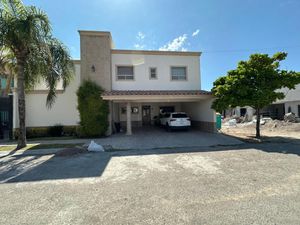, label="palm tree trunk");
[255,108,261,139]
[16,56,27,150]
